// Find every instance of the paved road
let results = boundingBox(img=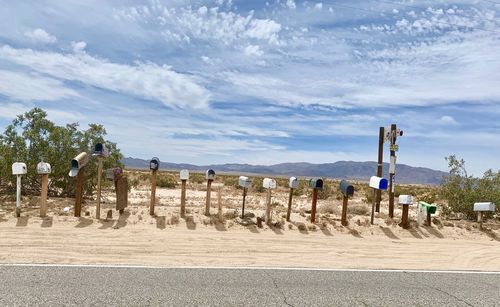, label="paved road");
[0,265,498,306]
